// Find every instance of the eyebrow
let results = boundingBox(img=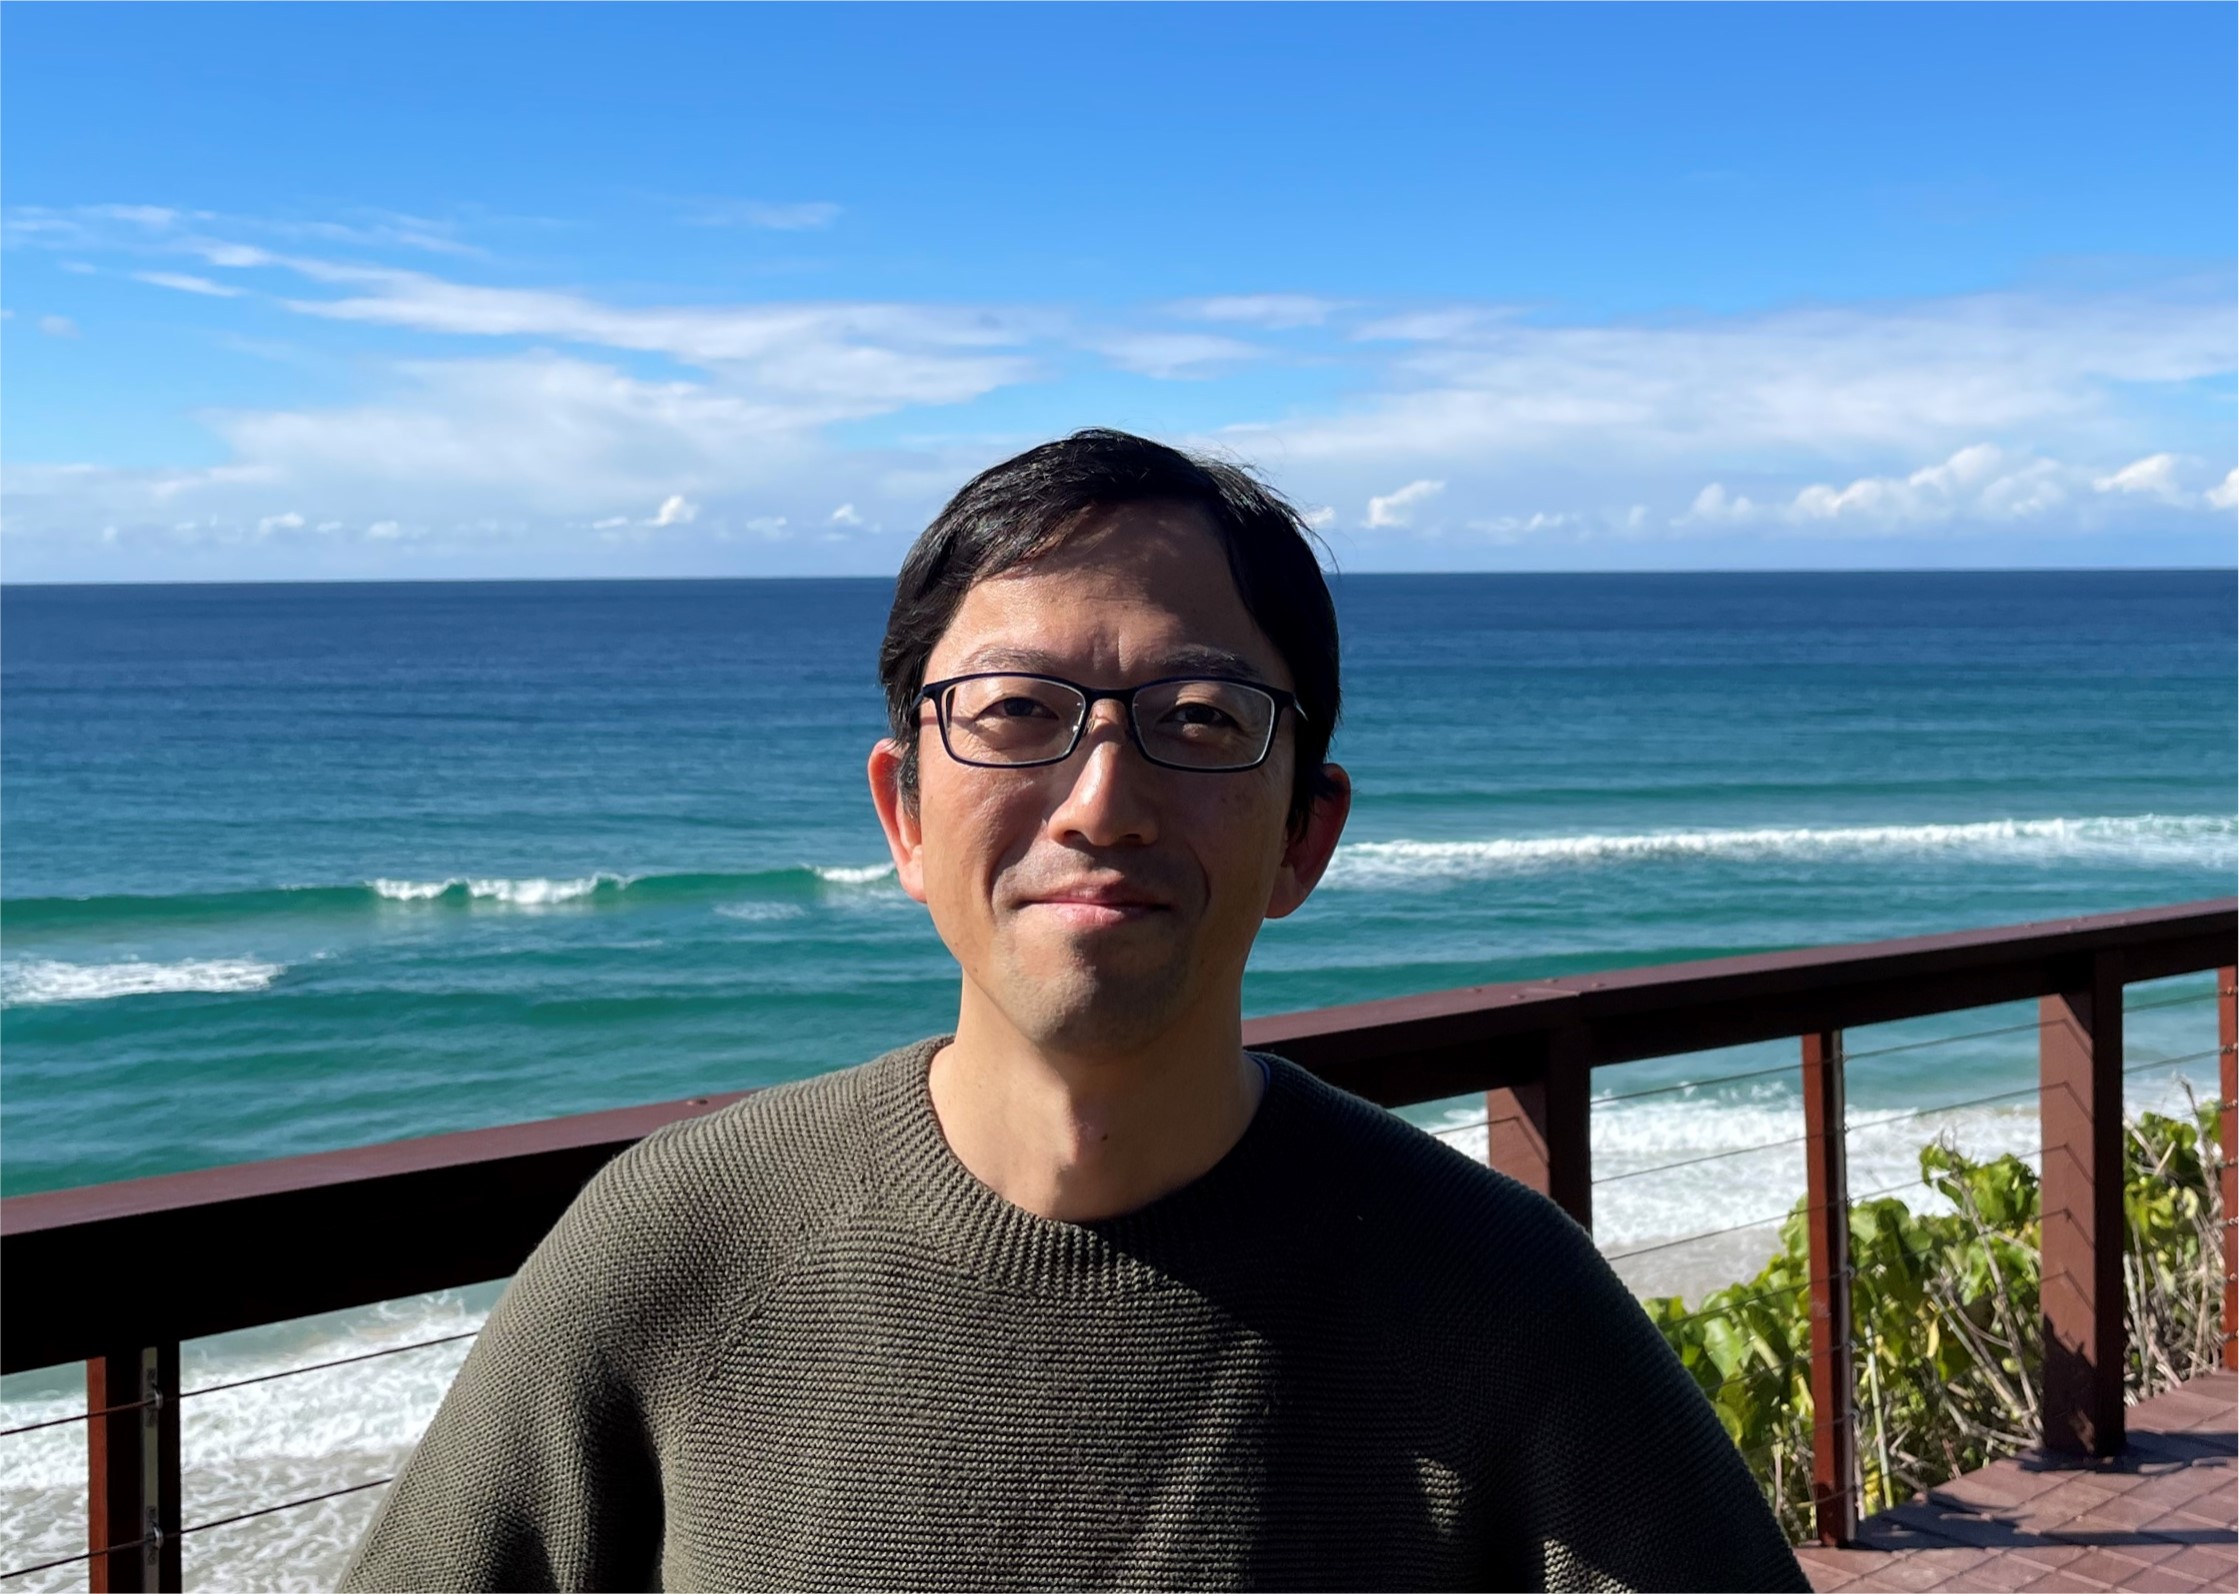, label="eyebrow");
[952,643,1269,680]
